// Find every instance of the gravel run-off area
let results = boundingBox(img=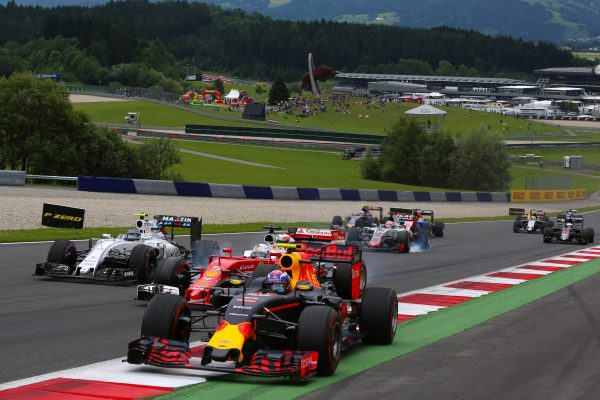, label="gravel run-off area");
[1,186,599,231]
